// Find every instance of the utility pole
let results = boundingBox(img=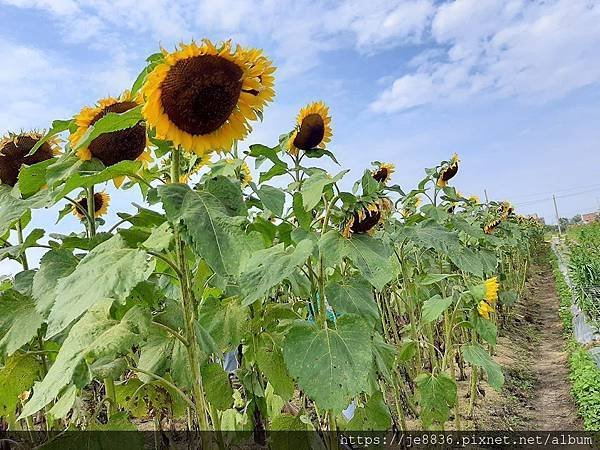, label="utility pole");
[553,194,562,235]
[484,189,489,203]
